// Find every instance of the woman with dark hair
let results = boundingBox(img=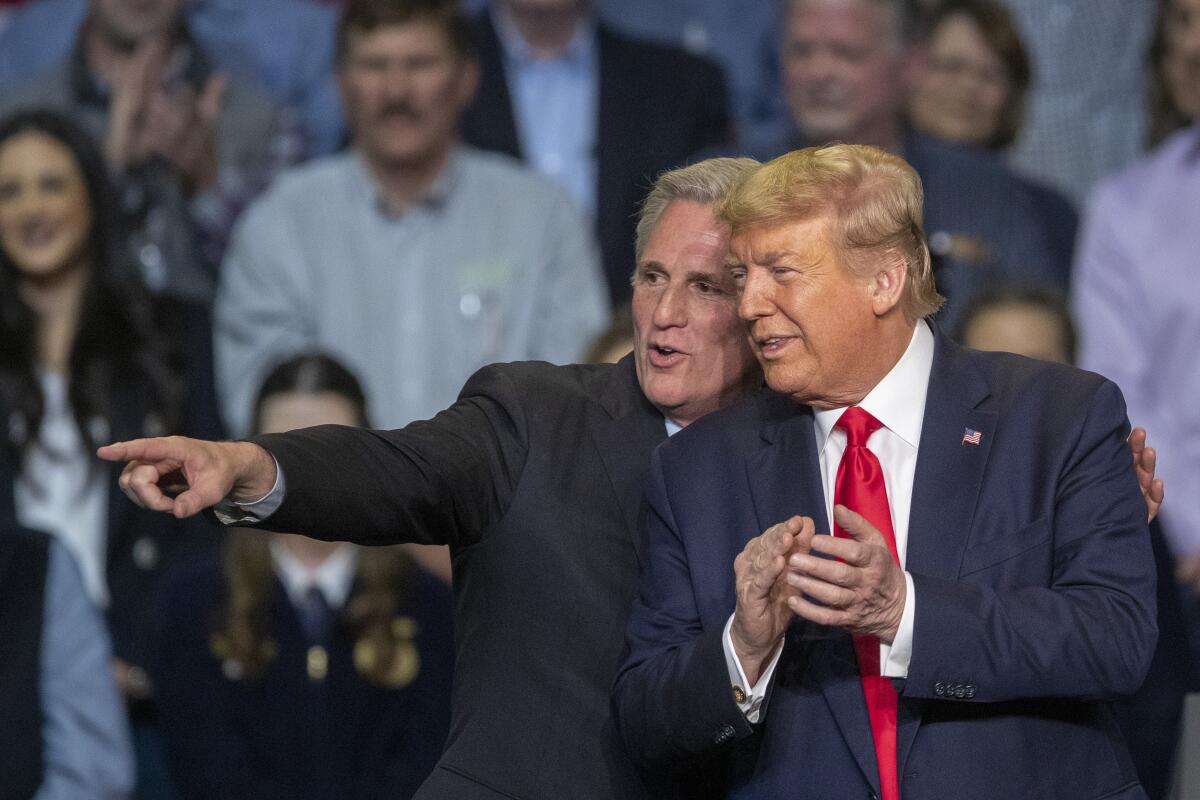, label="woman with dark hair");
[908,0,1030,151]
[154,353,453,800]
[0,108,222,795]
[907,0,1078,284]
